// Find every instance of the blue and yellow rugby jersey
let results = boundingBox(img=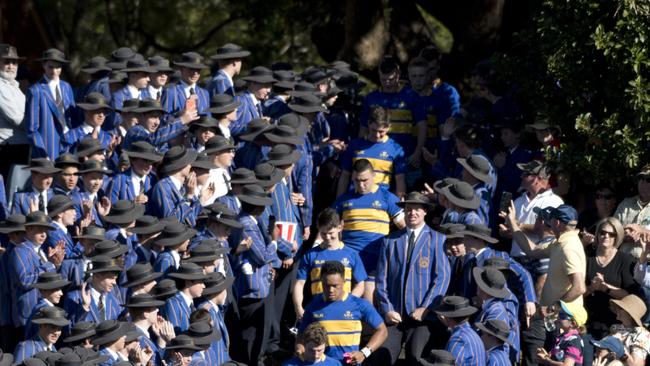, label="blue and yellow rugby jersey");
[332,185,402,273]
[296,243,368,296]
[299,293,384,362]
[359,87,426,156]
[340,136,406,189]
